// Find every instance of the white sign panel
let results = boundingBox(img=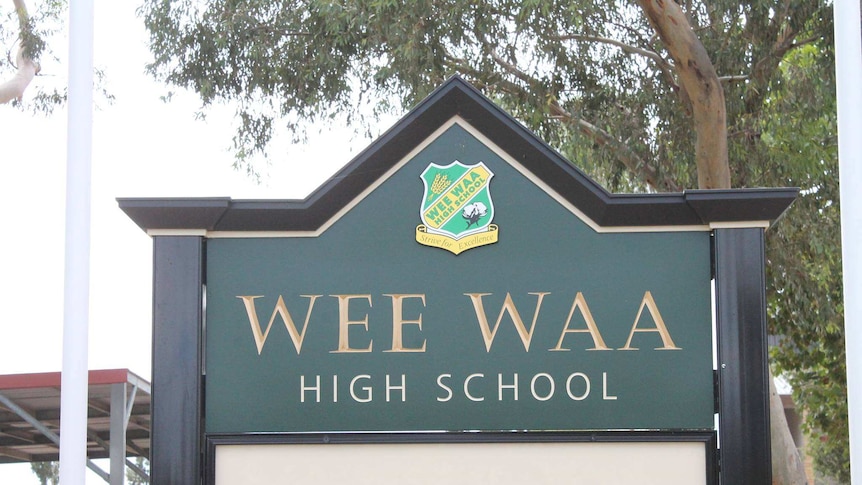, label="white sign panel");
[215,441,707,484]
